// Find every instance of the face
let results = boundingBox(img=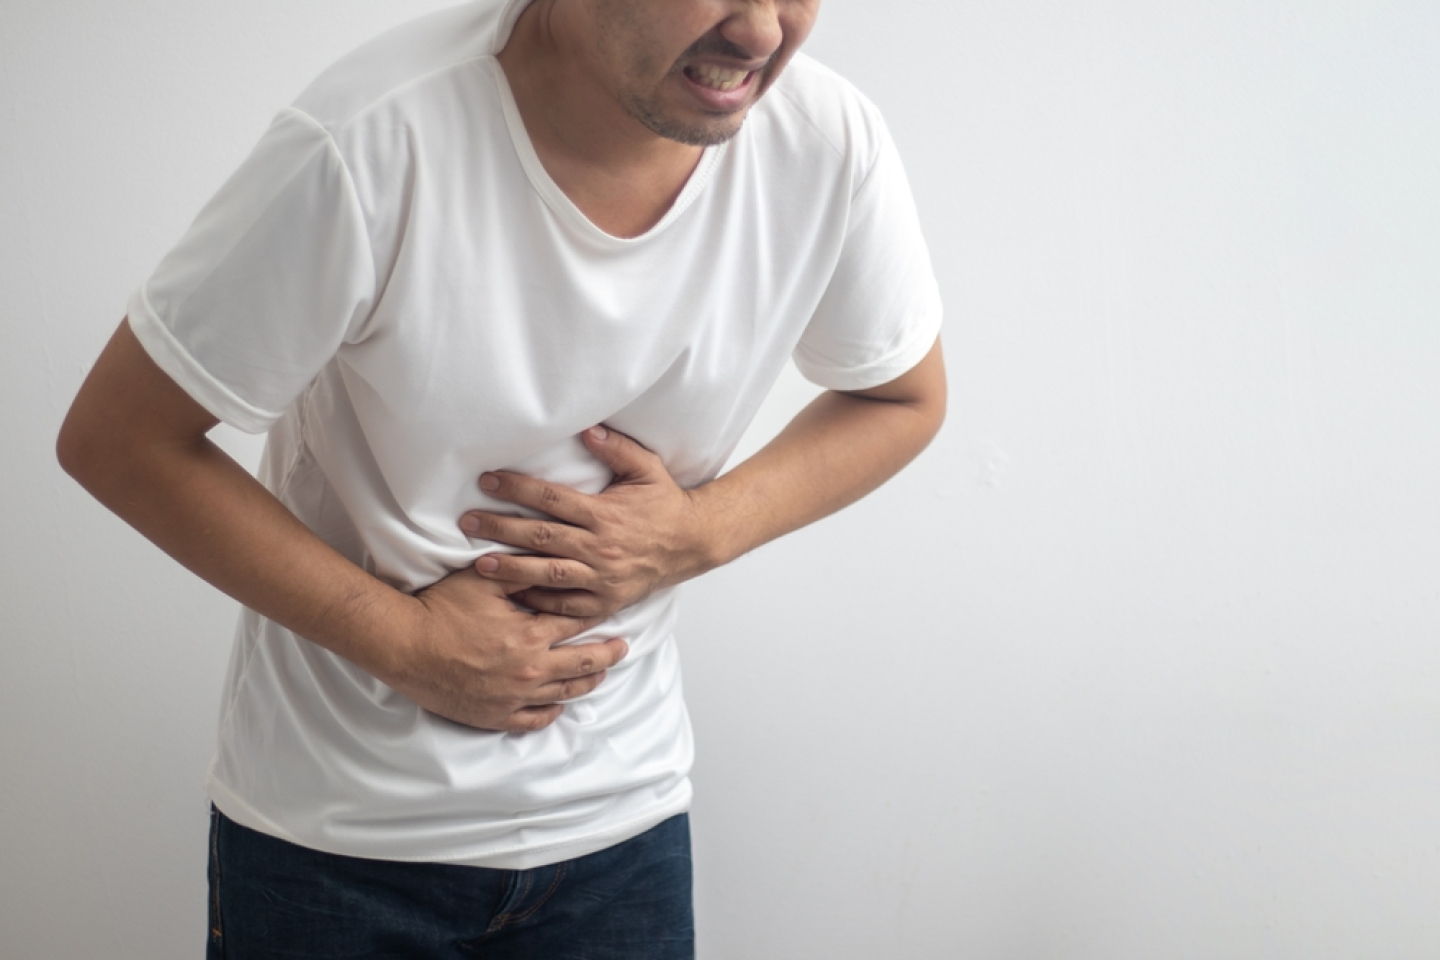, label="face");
[581,0,822,146]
